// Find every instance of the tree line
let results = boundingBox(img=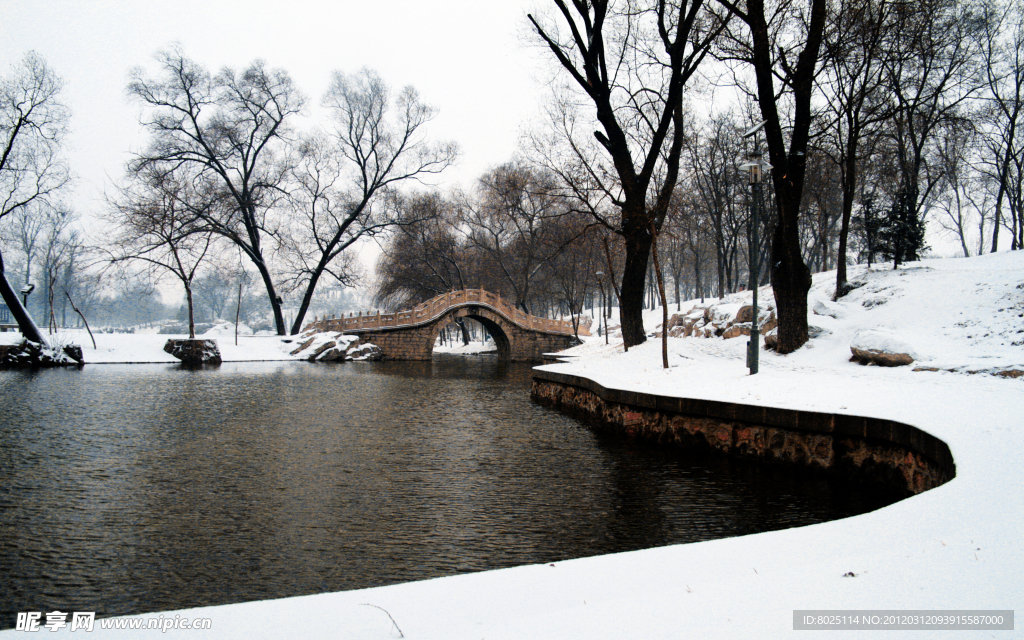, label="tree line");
[523,0,1024,353]
[3,0,1023,350]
